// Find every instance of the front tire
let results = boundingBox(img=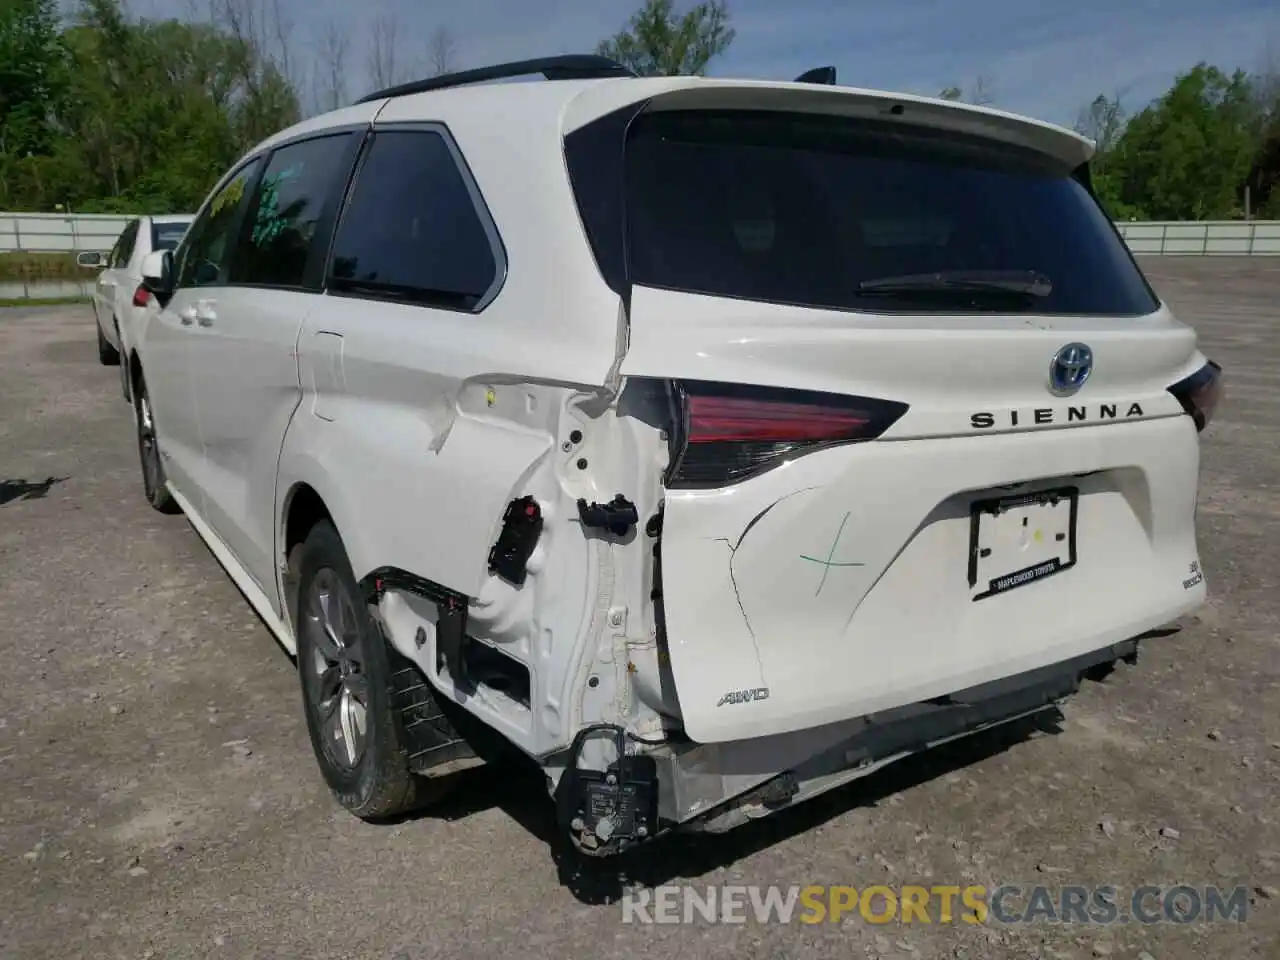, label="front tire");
[294,520,433,821]
[97,319,120,366]
[133,377,179,514]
